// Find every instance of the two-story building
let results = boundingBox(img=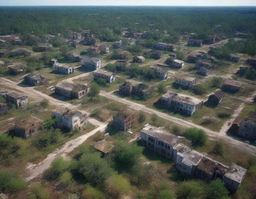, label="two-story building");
[55,81,89,99]
[140,124,179,159]
[80,57,101,71]
[24,73,47,86]
[112,109,136,131]
[52,107,87,131]
[174,74,196,89]
[52,59,74,75]
[93,69,116,83]
[5,91,28,108]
